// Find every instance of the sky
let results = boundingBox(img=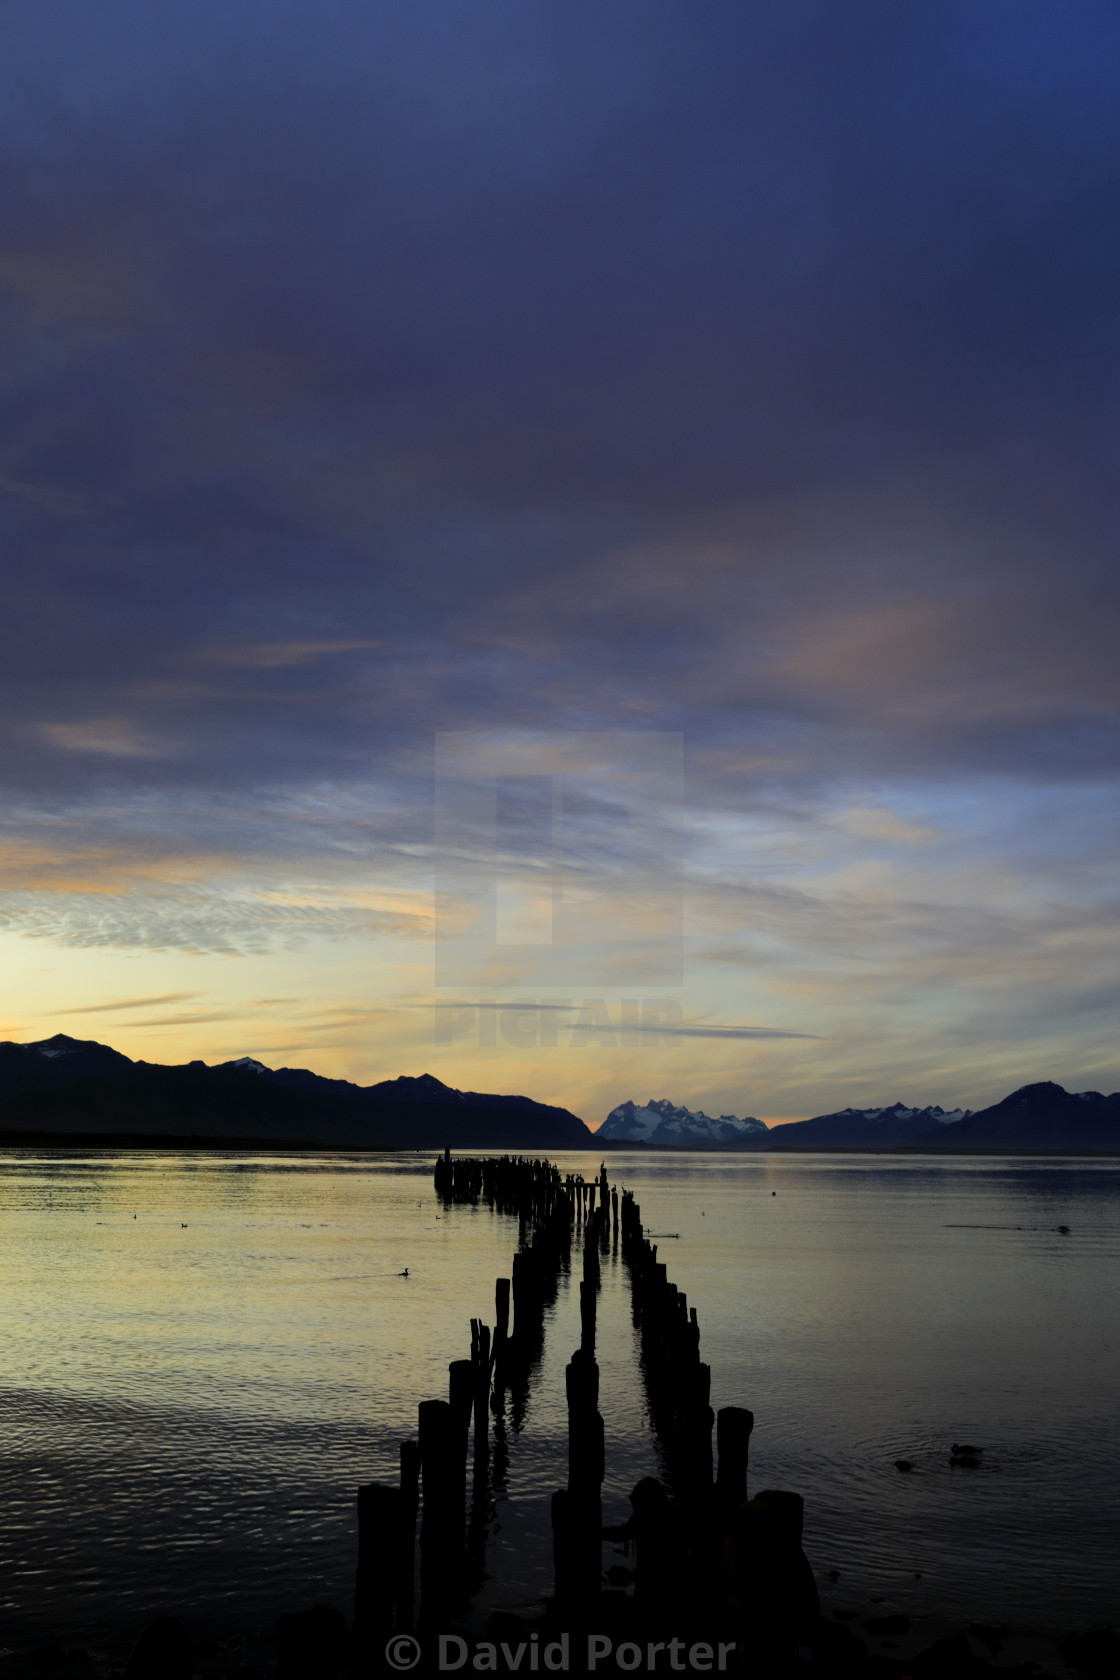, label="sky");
[1,0,1118,1127]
